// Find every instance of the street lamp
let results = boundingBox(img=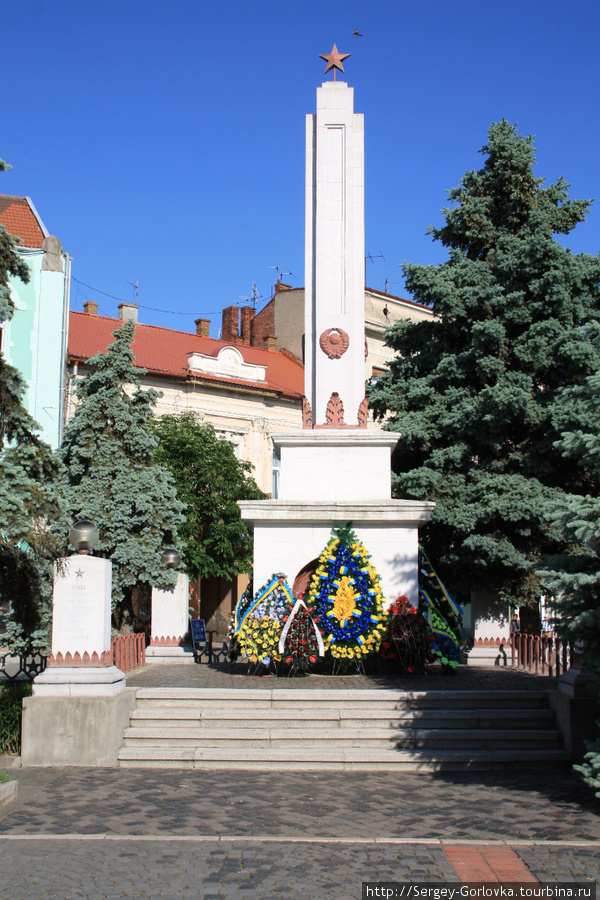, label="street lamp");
[69,520,99,555]
[161,548,181,569]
